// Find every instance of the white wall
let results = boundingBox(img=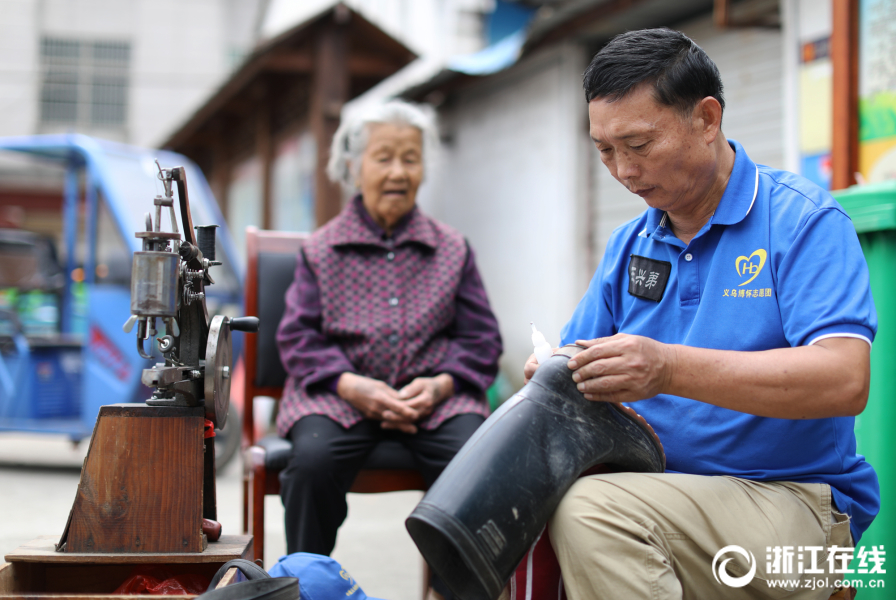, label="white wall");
[591,14,785,267]
[419,43,588,387]
[0,0,246,148]
[260,0,493,59]
[131,0,229,147]
[0,0,40,137]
